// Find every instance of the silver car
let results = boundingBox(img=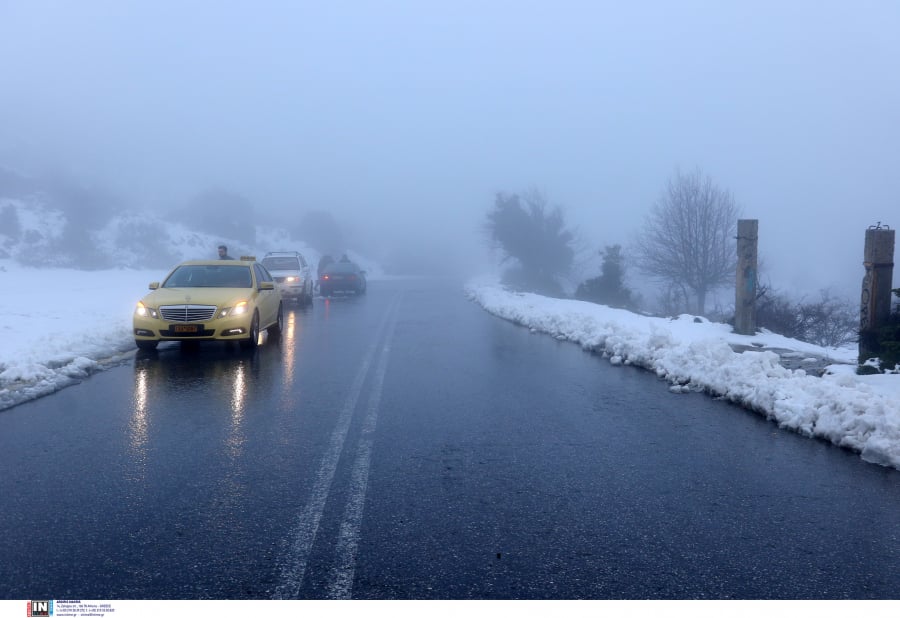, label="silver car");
[261,251,314,306]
